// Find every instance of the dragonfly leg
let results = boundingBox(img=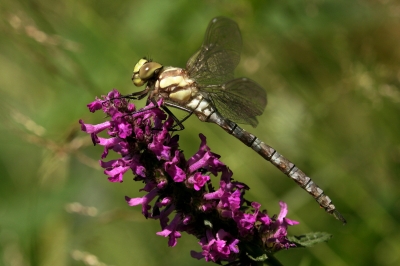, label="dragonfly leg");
[162,101,196,130]
[107,93,187,131]
[106,88,151,103]
[157,104,185,131]
[125,88,150,101]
